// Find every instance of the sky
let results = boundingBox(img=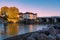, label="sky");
[0,0,60,17]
